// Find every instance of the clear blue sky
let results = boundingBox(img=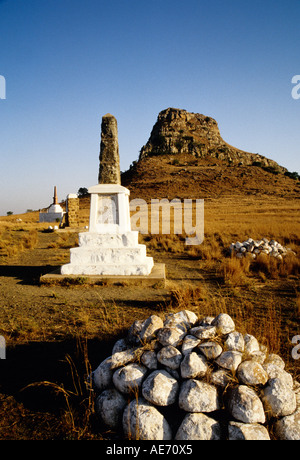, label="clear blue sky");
[0,0,299,216]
